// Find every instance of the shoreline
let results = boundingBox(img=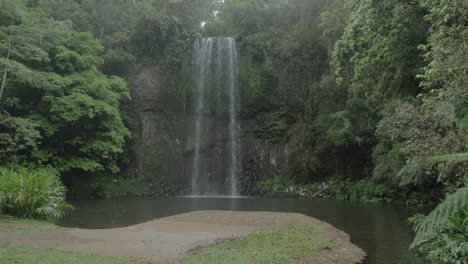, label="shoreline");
[1,211,366,264]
